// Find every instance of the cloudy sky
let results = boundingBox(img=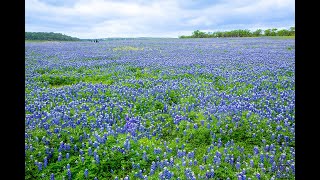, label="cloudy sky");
[26,0,295,38]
